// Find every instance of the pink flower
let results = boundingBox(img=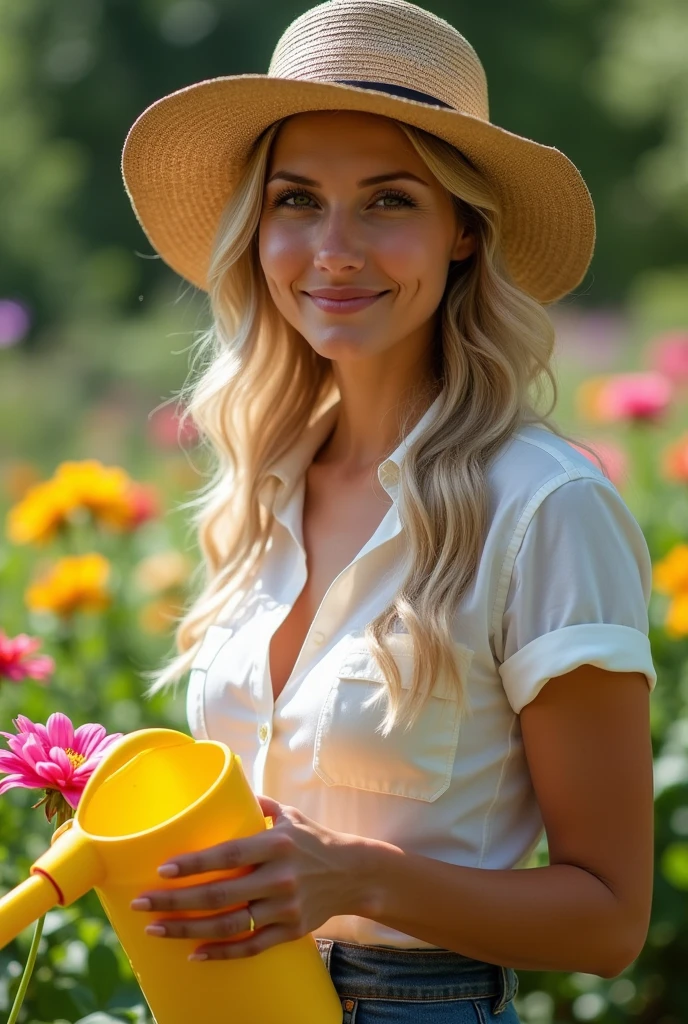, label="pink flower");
[147,405,199,449]
[125,481,161,528]
[597,372,673,423]
[0,629,55,684]
[646,331,688,385]
[0,712,123,819]
[572,439,629,489]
